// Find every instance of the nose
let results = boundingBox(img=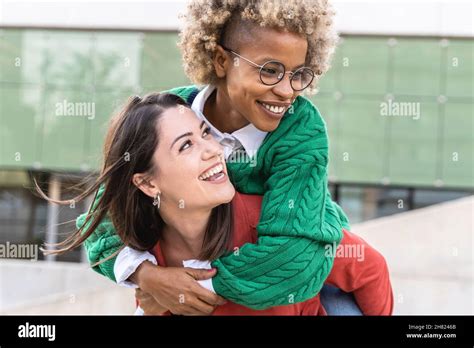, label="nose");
[272,73,294,100]
[202,137,224,161]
